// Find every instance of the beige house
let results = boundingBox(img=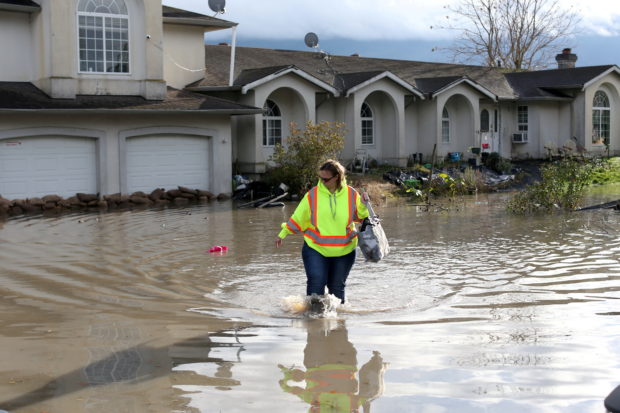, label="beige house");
[0,0,261,200]
[2,1,619,200]
[192,46,620,175]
